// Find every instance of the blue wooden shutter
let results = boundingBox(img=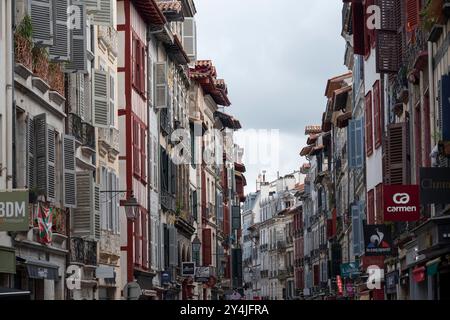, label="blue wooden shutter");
[351,203,362,256]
